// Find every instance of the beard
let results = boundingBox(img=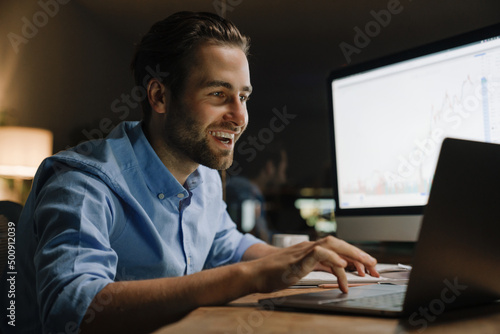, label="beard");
[162,102,240,171]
